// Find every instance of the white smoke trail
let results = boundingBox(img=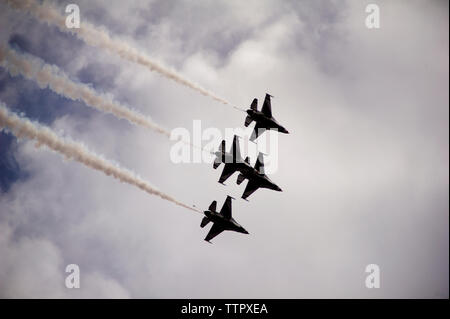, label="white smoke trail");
[0,45,170,137]
[0,102,201,214]
[6,0,230,105]
[0,46,216,155]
